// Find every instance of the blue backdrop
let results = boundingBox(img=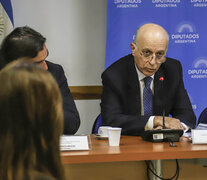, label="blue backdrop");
[105,0,207,120]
